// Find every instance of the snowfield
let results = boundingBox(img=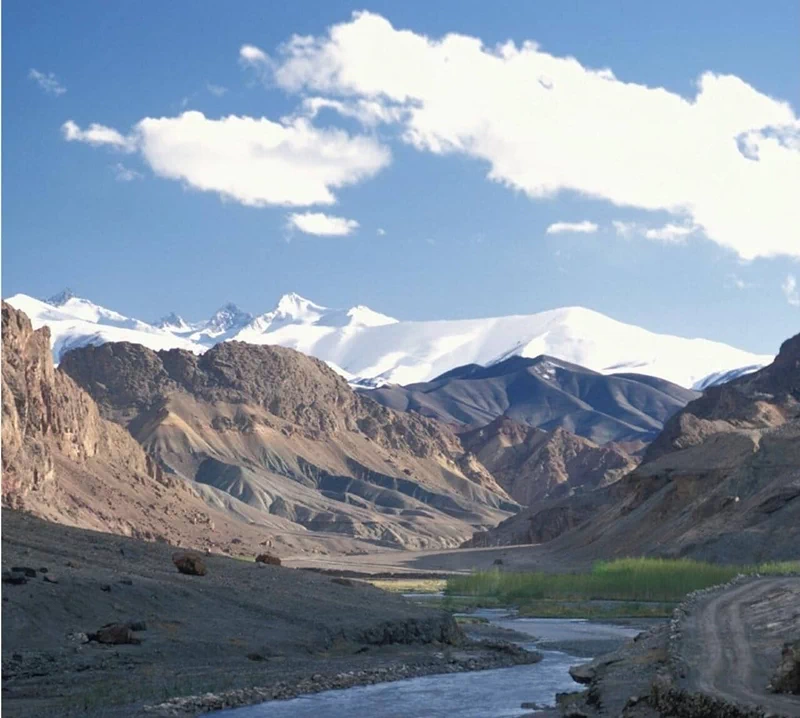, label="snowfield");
[6,290,772,389]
